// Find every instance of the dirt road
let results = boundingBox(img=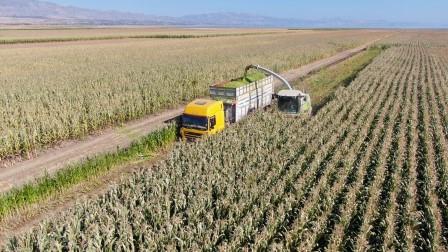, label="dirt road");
[0,40,380,194]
